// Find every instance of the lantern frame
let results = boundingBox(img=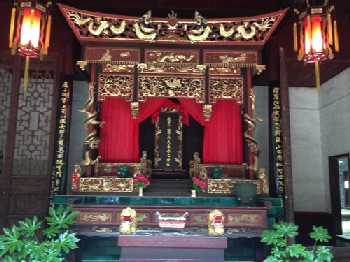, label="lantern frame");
[9,0,52,59]
[294,0,338,90]
[297,4,330,63]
